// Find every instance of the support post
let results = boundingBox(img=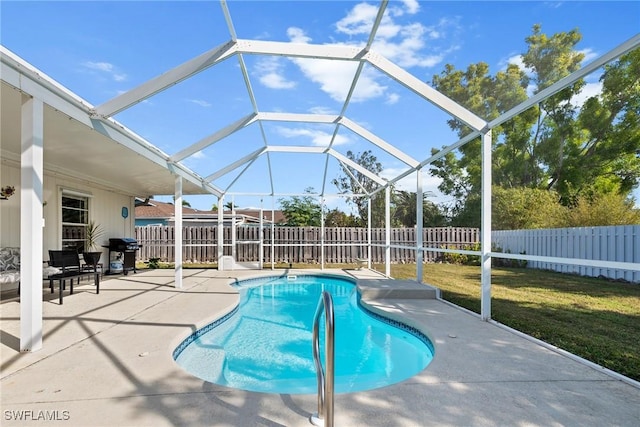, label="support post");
[416,168,423,283]
[174,176,183,288]
[217,195,224,270]
[320,197,325,270]
[271,197,275,270]
[259,199,264,269]
[480,130,492,320]
[385,186,391,277]
[367,197,371,269]
[20,96,44,352]
[231,196,236,262]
